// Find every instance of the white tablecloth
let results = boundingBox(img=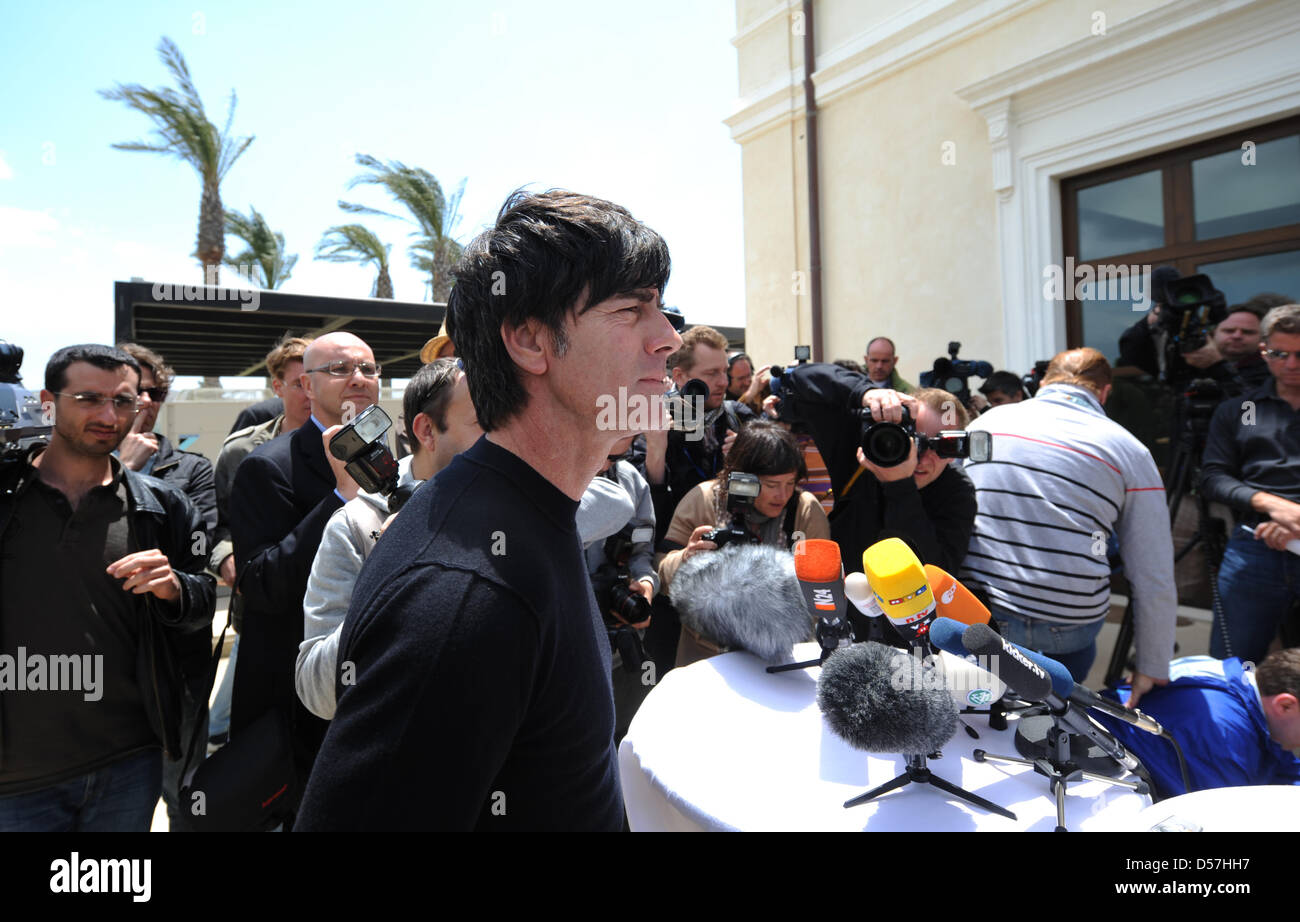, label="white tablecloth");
[1094,785,1300,831]
[619,644,1151,831]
